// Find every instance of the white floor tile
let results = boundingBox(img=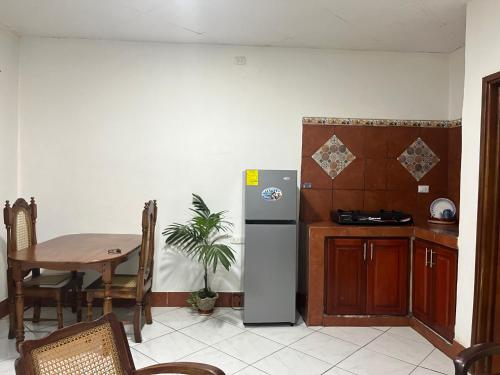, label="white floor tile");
[216,309,245,329]
[235,366,268,375]
[133,331,207,362]
[324,367,357,375]
[419,349,455,375]
[125,320,174,347]
[130,348,158,369]
[180,318,245,345]
[153,308,212,330]
[150,306,179,317]
[214,331,283,364]
[412,367,444,375]
[290,331,360,365]
[320,326,383,346]
[337,348,416,375]
[0,358,16,375]
[181,347,247,375]
[387,327,433,345]
[246,323,313,345]
[0,320,13,339]
[0,331,45,362]
[372,326,391,332]
[366,332,434,365]
[253,347,333,375]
